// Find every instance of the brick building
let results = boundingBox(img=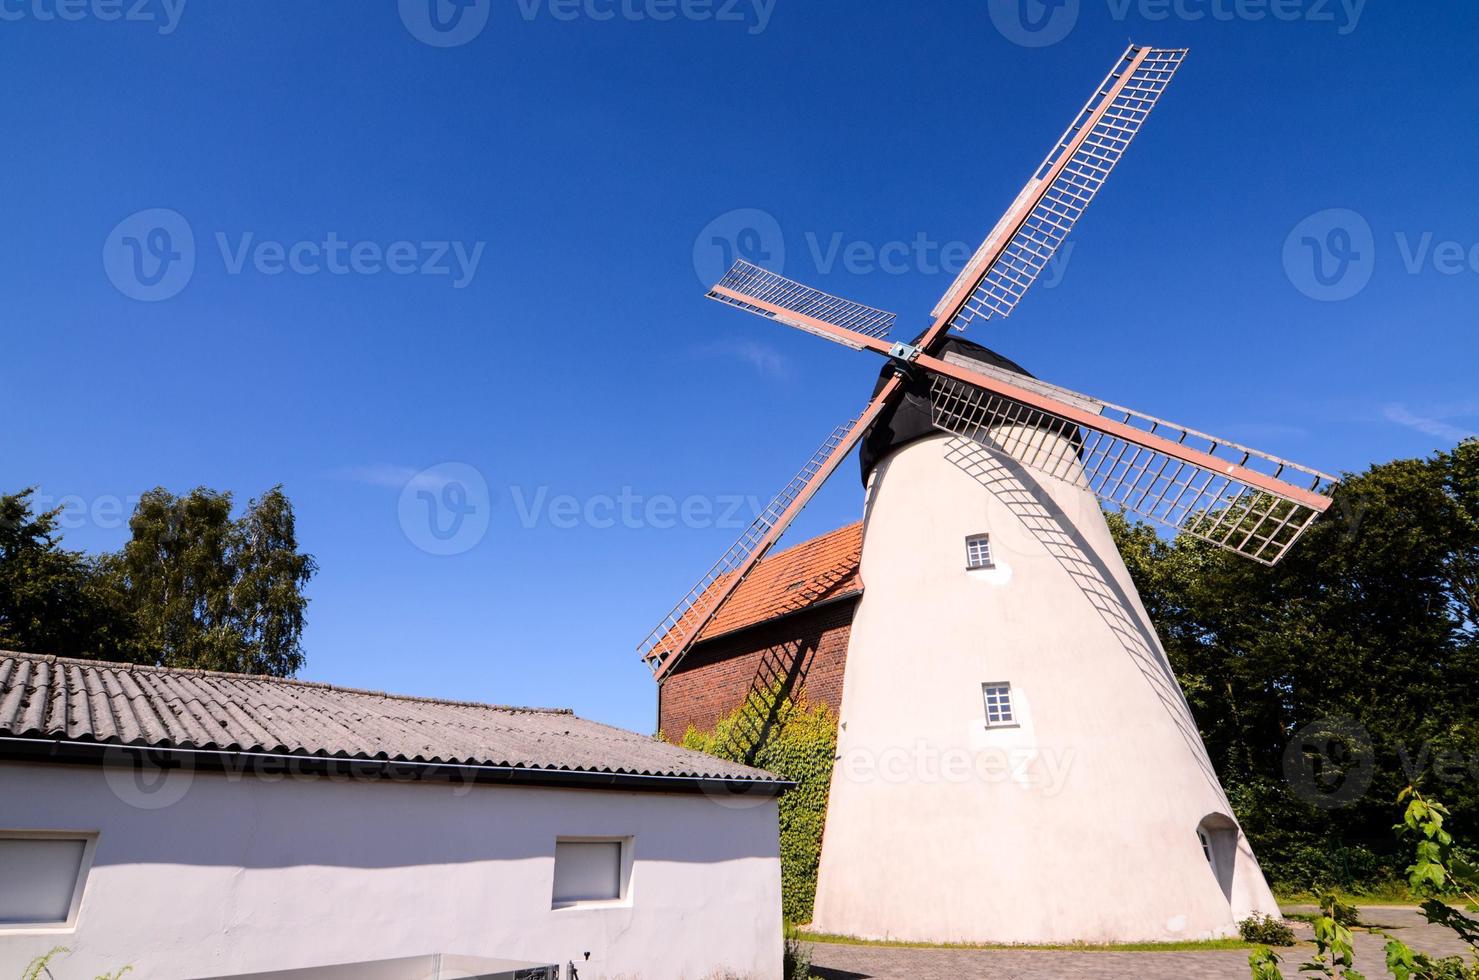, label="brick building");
[656,522,862,739]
